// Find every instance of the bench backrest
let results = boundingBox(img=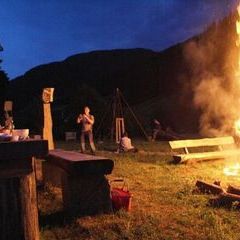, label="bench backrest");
[169,136,234,150]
